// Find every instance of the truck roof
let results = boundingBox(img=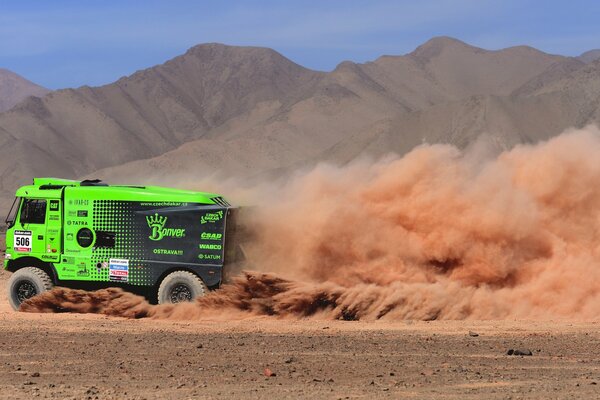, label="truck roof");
[14,177,229,206]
